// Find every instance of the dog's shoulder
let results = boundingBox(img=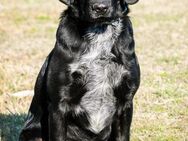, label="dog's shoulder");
[57,13,83,47]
